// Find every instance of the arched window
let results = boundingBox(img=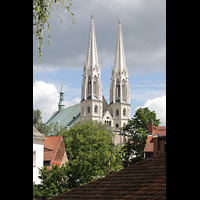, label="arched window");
[94,105,98,113]
[123,108,126,116]
[116,79,120,99]
[88,76,91,95]
[116,123,119,128]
